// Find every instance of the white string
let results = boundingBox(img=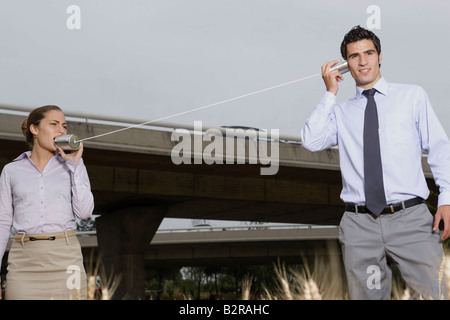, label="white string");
[77,73,321,143]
